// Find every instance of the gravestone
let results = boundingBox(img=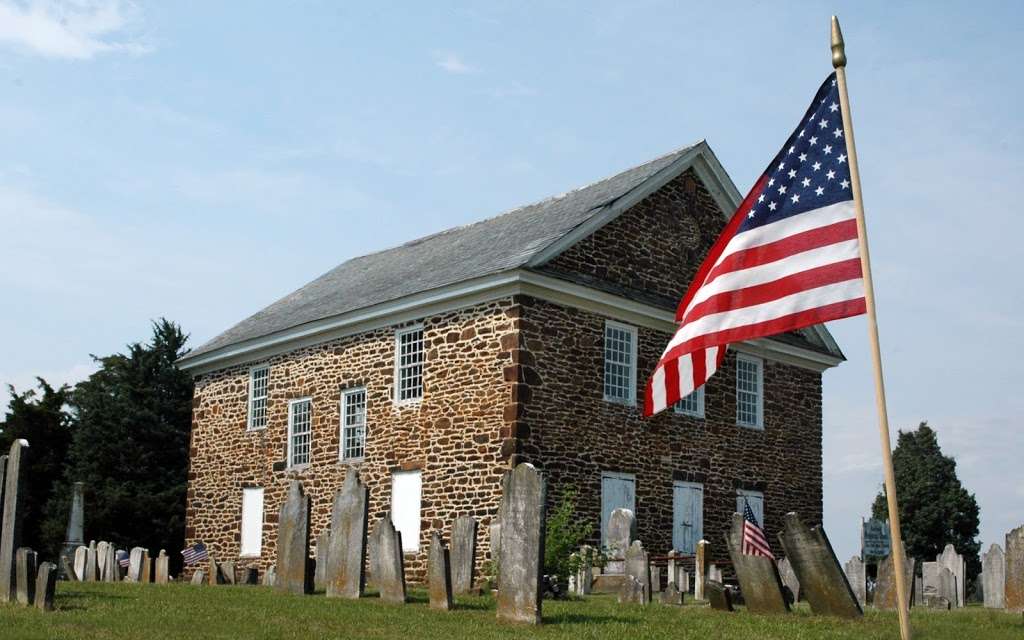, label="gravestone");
[73,546,88,582]
[982,544,1005,609]
[496,463,546,625]
[428,532,453,611]
[938,567,957,607]
[650,565,662,594]
[275,480,313,595]
[924,594,951,610]
[326,471,369,599]
[60,482,85,579]
[155,550,169,585]
[875,542,915,610]
[128,547,146,582]
[102,544,117,582]
[622,541,651,605]
[221,560,236,585]
[1008,525,1024,612]
[61,556,75,583]
[15,548,37,606]
[777,557,800,602]
[371,517,406,604]
[695,540,708,600]
[708,563,723,583]
[605,508,636,574]
[922,562,941,600]
[243,567,259,585]
[35,562,57,611]
[85,540,98,582]
[667,550,681,590]
[314,529,329,592]
[96,541,109,579]
[915,575,923,607]
[777,512,861,618]
[726,512,789,614]
[191,569,206,585]
[451,515,477,595]
[0,440,29,603]
[489,522,502,564]
[937,544,965,607]
[661,580,684,605]
[207,558,222,585]
[141,551,152,584]
[843,556,866,606]
[263,565,277,587]
[575,545,594,595]
[706,580,734,611]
